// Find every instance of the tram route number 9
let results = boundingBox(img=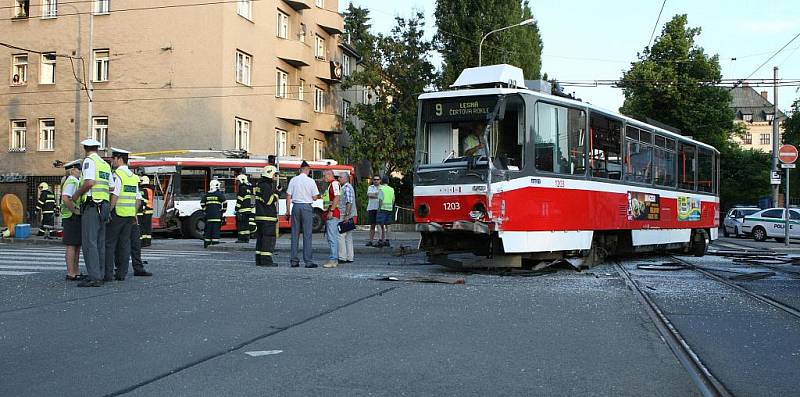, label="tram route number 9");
[435,103,443,116]
[443,202,461,211]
